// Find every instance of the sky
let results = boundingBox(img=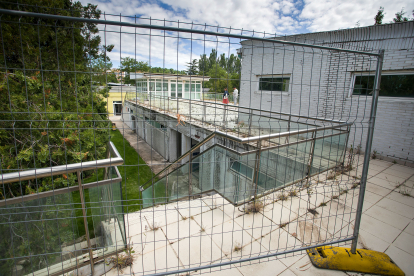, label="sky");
[80,0,413,70]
